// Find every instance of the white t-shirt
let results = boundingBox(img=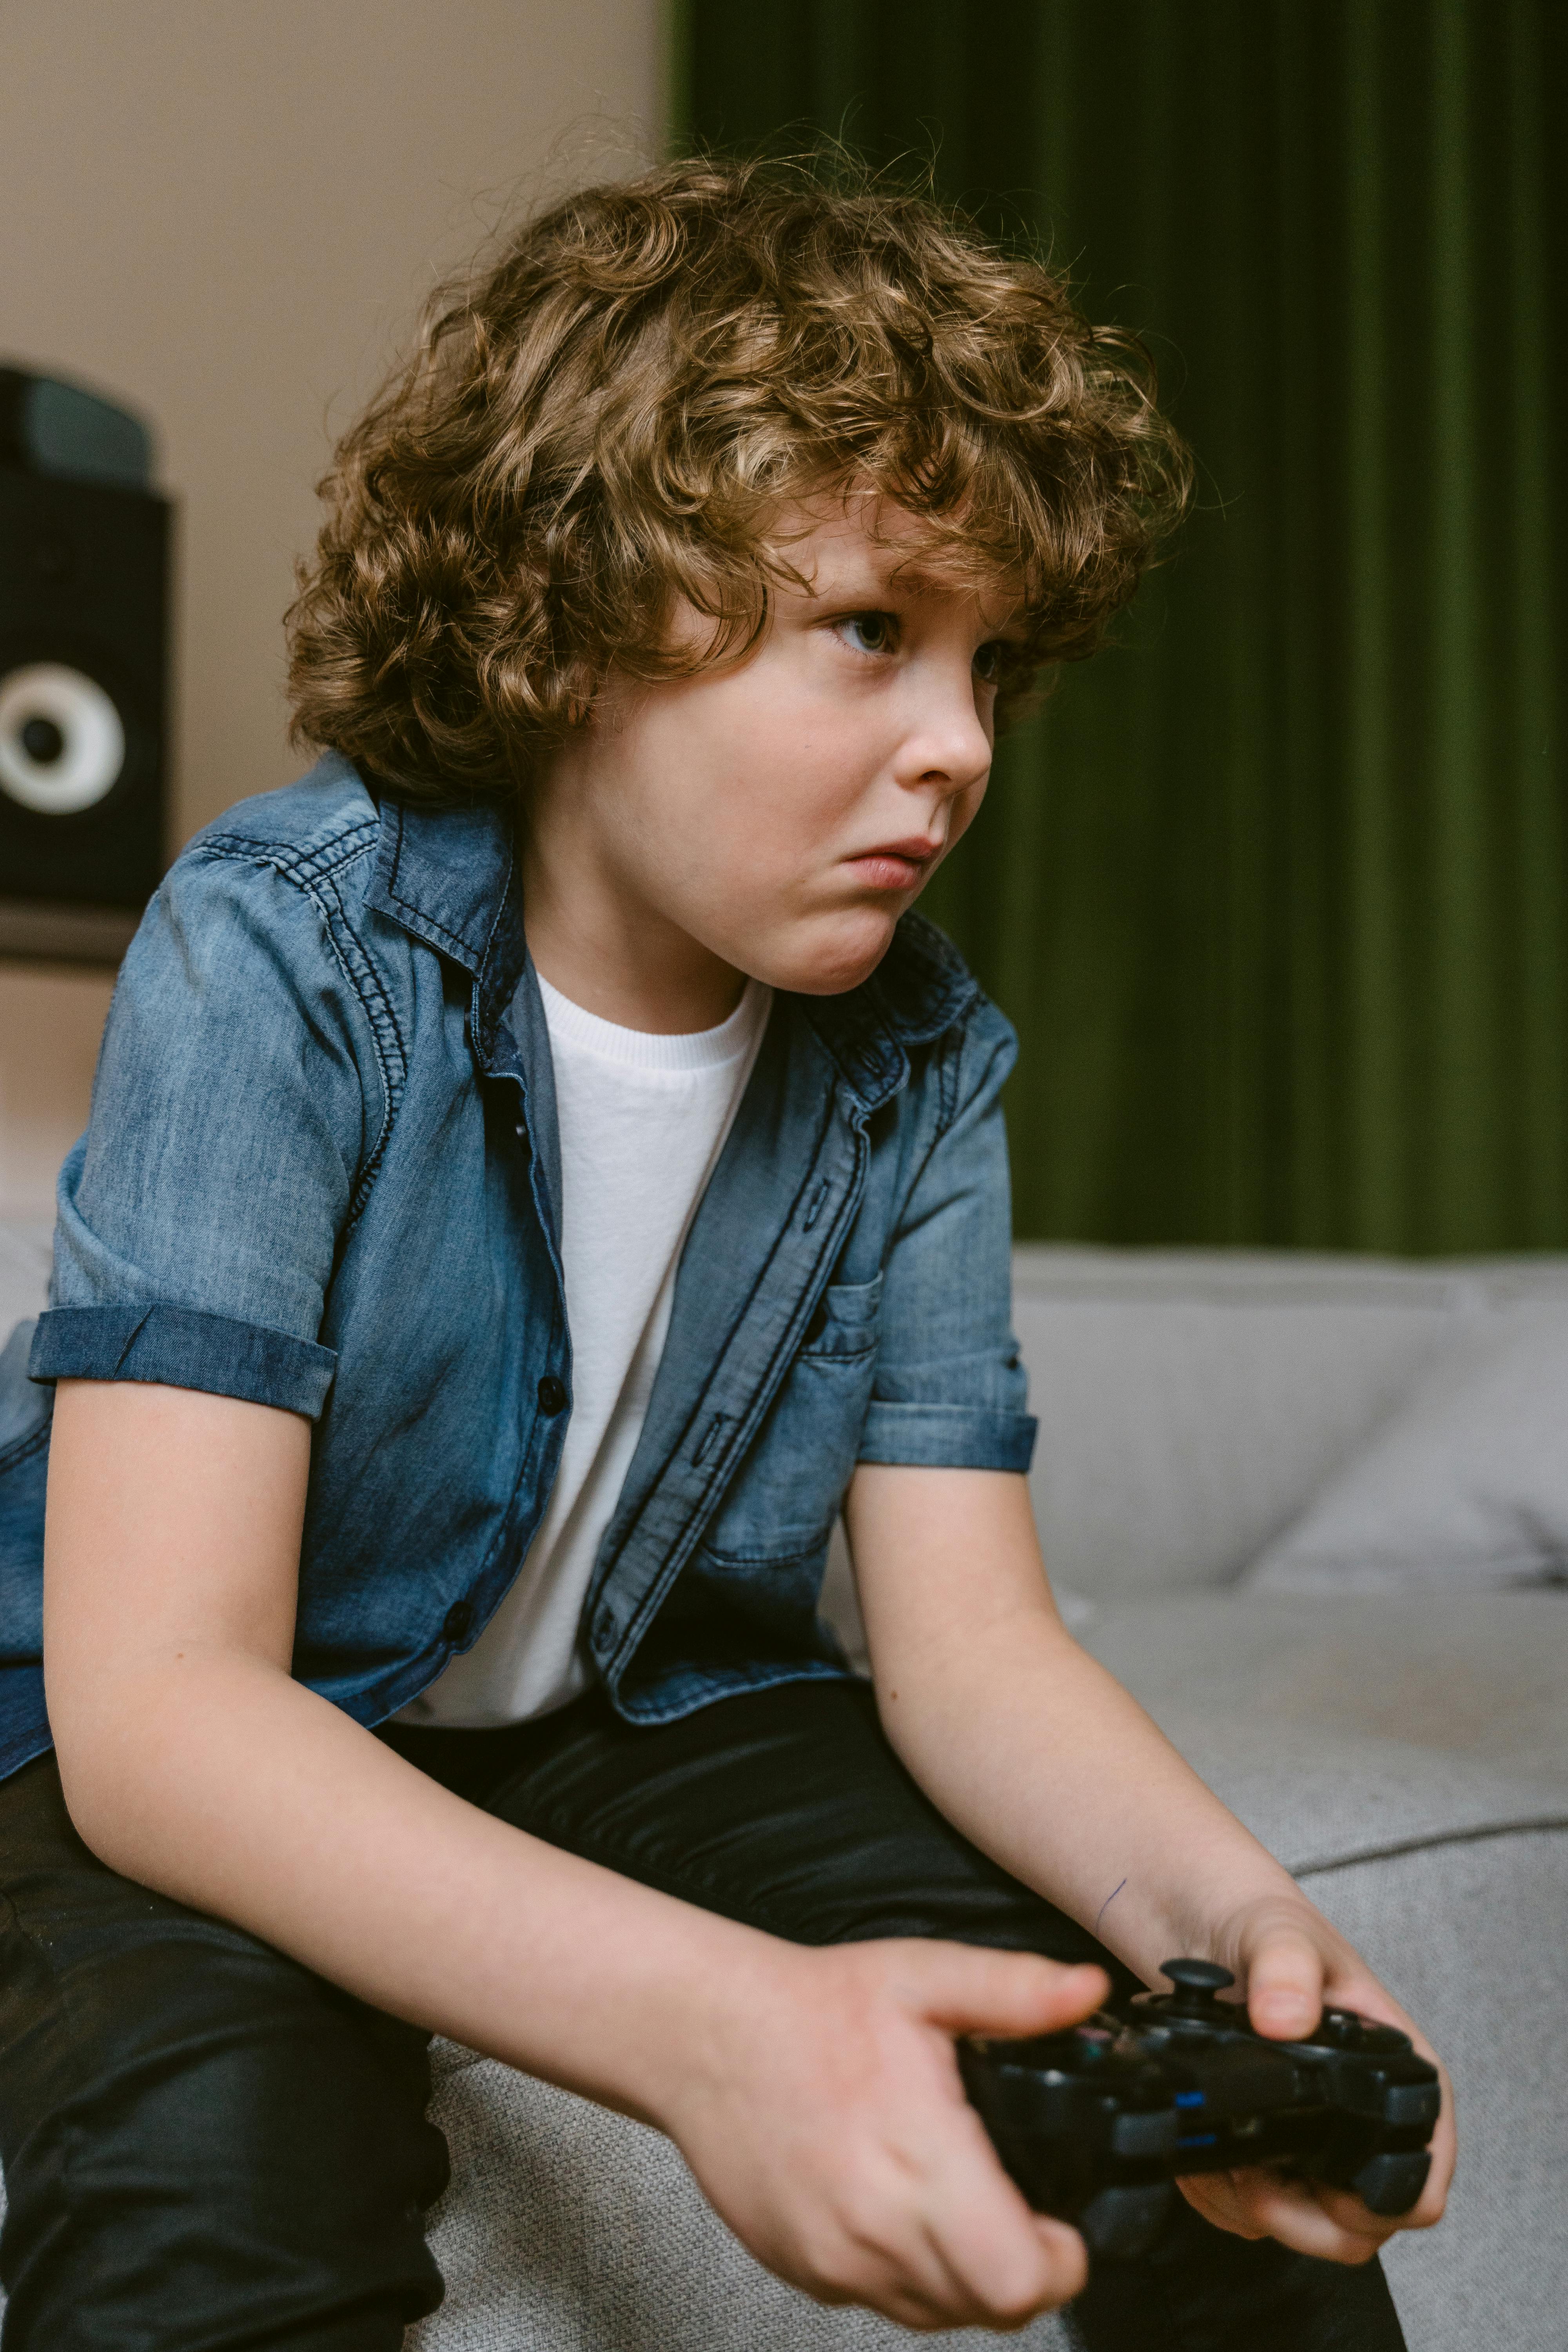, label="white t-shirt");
[397,971,772,1728]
